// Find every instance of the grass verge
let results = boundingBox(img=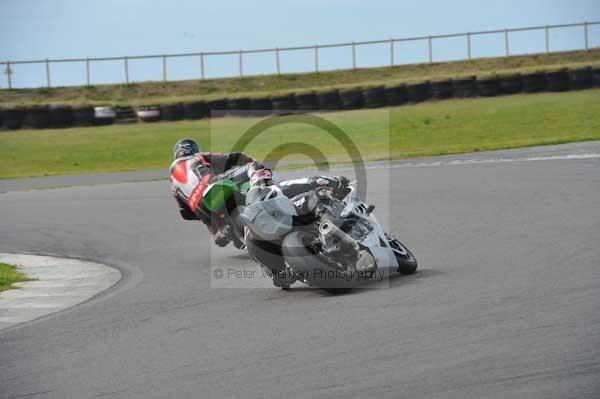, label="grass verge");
[1,49,599,107]
[0,263,33,292]
[1,89,599,179]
